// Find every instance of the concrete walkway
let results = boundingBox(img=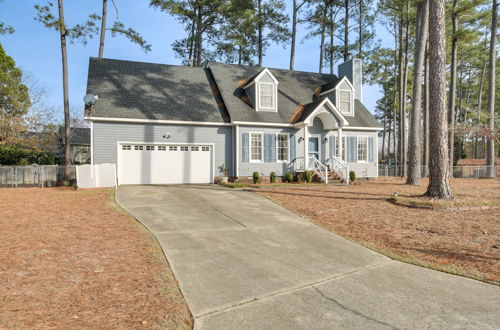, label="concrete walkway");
[116,185,500,330]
